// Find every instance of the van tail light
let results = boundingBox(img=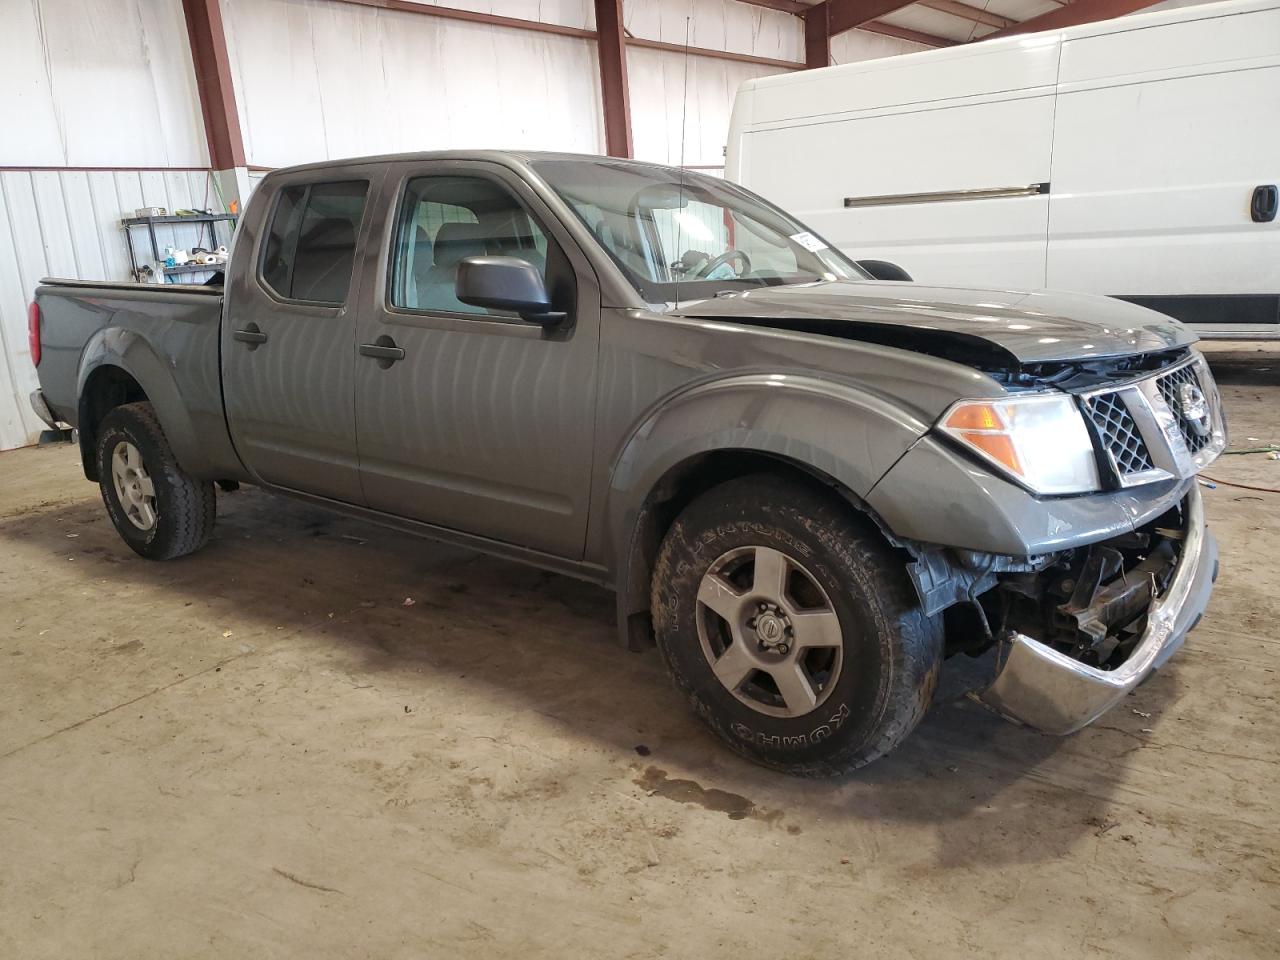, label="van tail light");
[28,301,41,368]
